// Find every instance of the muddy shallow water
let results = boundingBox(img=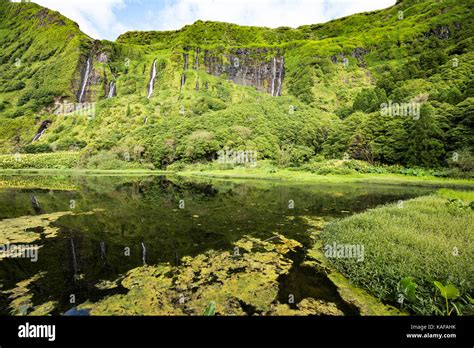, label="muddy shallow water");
[0,174,436,315]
